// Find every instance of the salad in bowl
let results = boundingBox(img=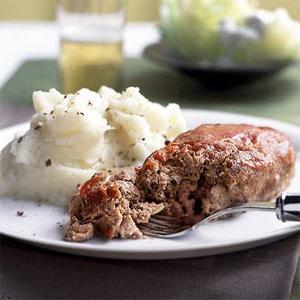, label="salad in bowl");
[160,0,300,65]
